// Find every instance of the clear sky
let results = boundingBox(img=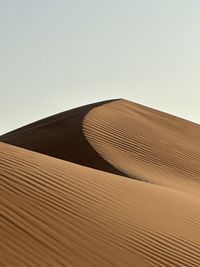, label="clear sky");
[1,0,200,135]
